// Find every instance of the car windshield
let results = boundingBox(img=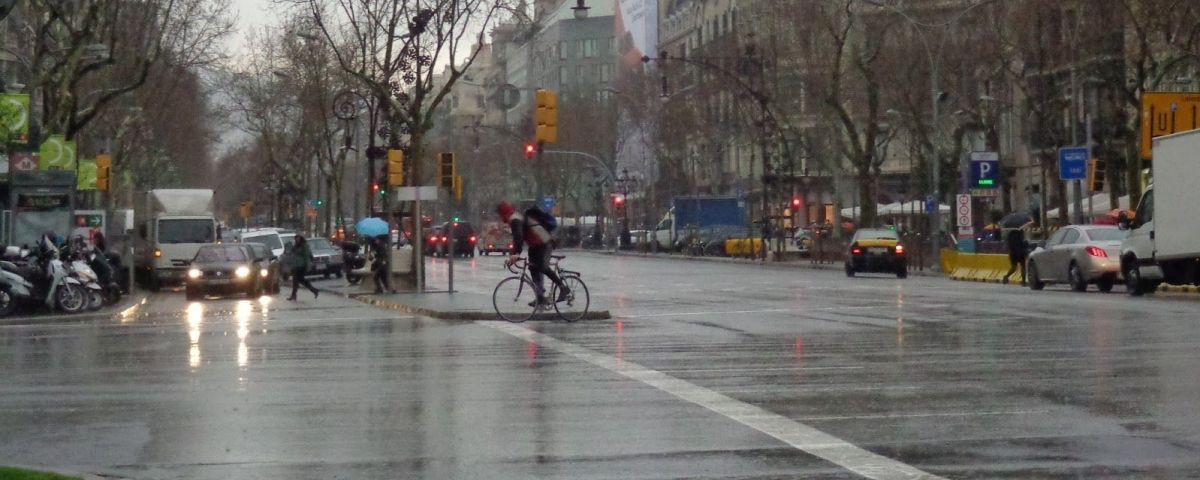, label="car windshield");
[194,246,247,263]
[856,229,899,240]
[243,234,282,251]
[1086,228,1128,241]
[158,219,215,244]
[309,238,332,250]
[280,234,295,246]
